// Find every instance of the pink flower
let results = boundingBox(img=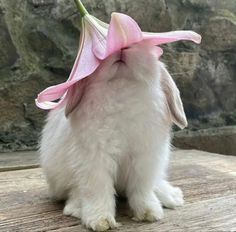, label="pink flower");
[36,7,201,110]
